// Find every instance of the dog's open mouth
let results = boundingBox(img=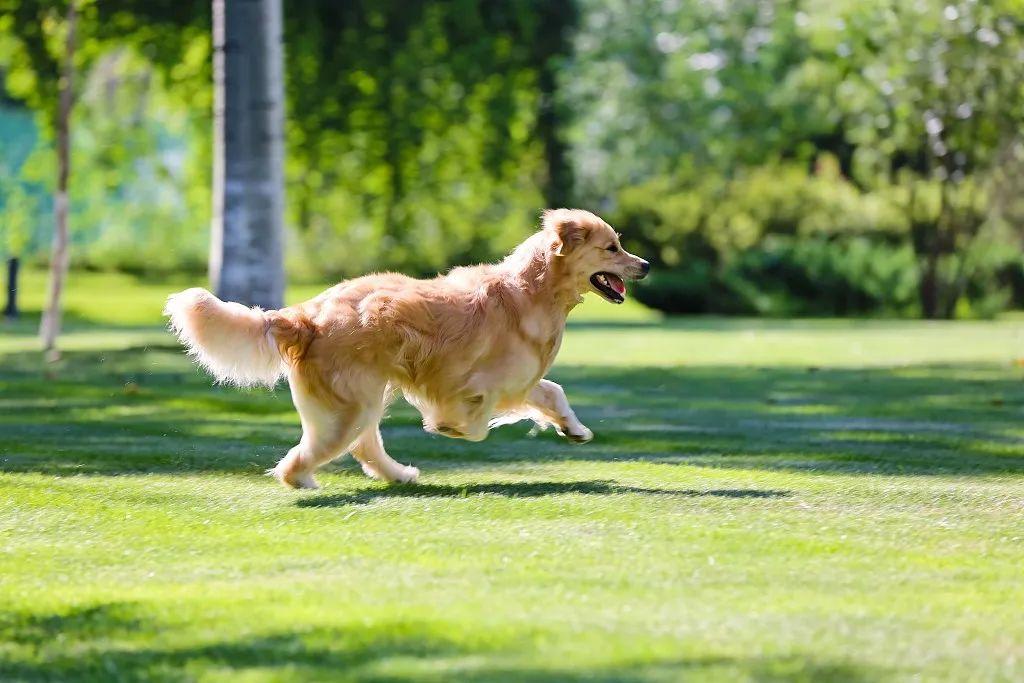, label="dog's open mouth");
[590,272,626,304]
